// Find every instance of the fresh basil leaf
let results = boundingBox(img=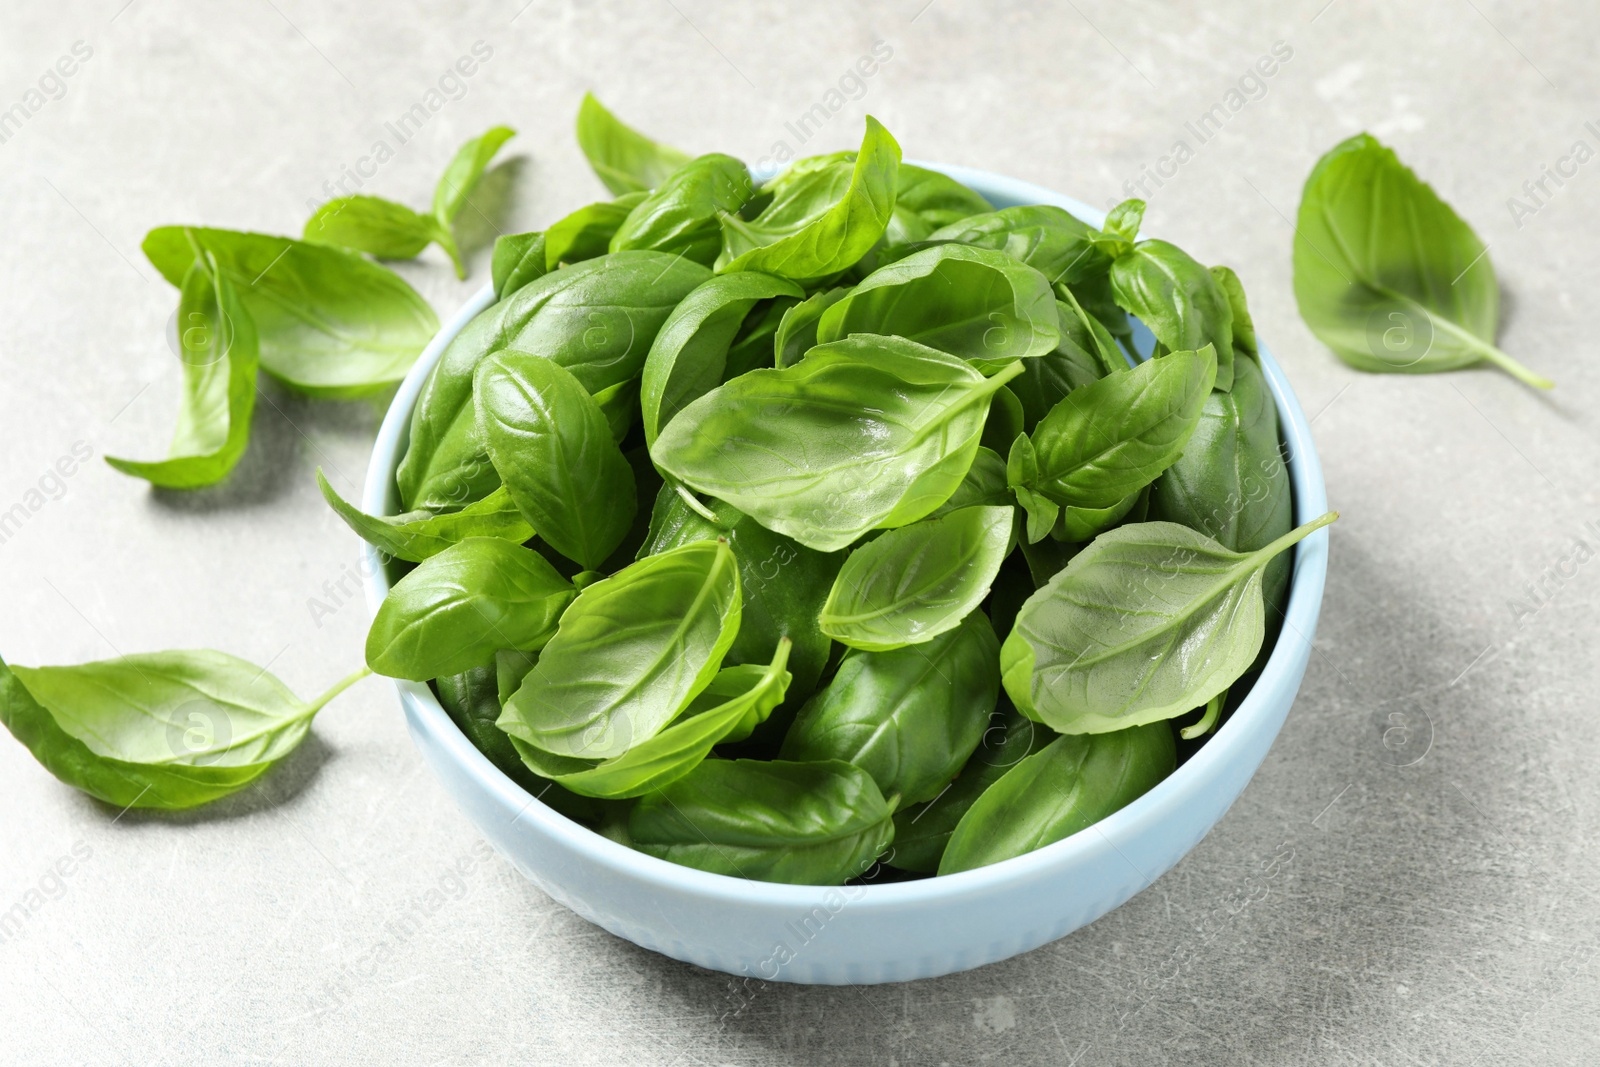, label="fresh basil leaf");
[652,334,1023,552]
[938,723,1174,874]
[639,488,839,704]
[929,446,1010,518]
[627,758,894,885]
[365,538,574,681]
[575,92,692,196]
[543,193,647,269]
[475,351,637,570]
[611,153,755,265]
[1054,486,1146,543]
[591,376,639,444]
[142,226,438,399]
[640,272,805,443]
[819,506,1013,652]
[1000,512,1337,733]
[1149,354,1292,613]
[432,125,516,226]
[884,164,993,244]
[303,194,452,263]
[106,253,259,489]
[1097,198,1146,255]
[929,204,1111,287]
[510,639,791,800]
[782,611,1000,804]
[1010,345,1216,512]
[1210,265,1257,361]
[722,295,800,379]
[1010,290,1125,430]
[315,469,532,563]
[1111,239,1235,390]
[817,244,1059,372]
[498,540,741,759]
[396,250,710,510]
[492,231,548,299]
[1292,132,1551,389]
[494,649,540,708]
[675,659,789,744]
[0,651,363,810]
[773,286,849,368]
[890,700,1050,873]
[717,117,901,282]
